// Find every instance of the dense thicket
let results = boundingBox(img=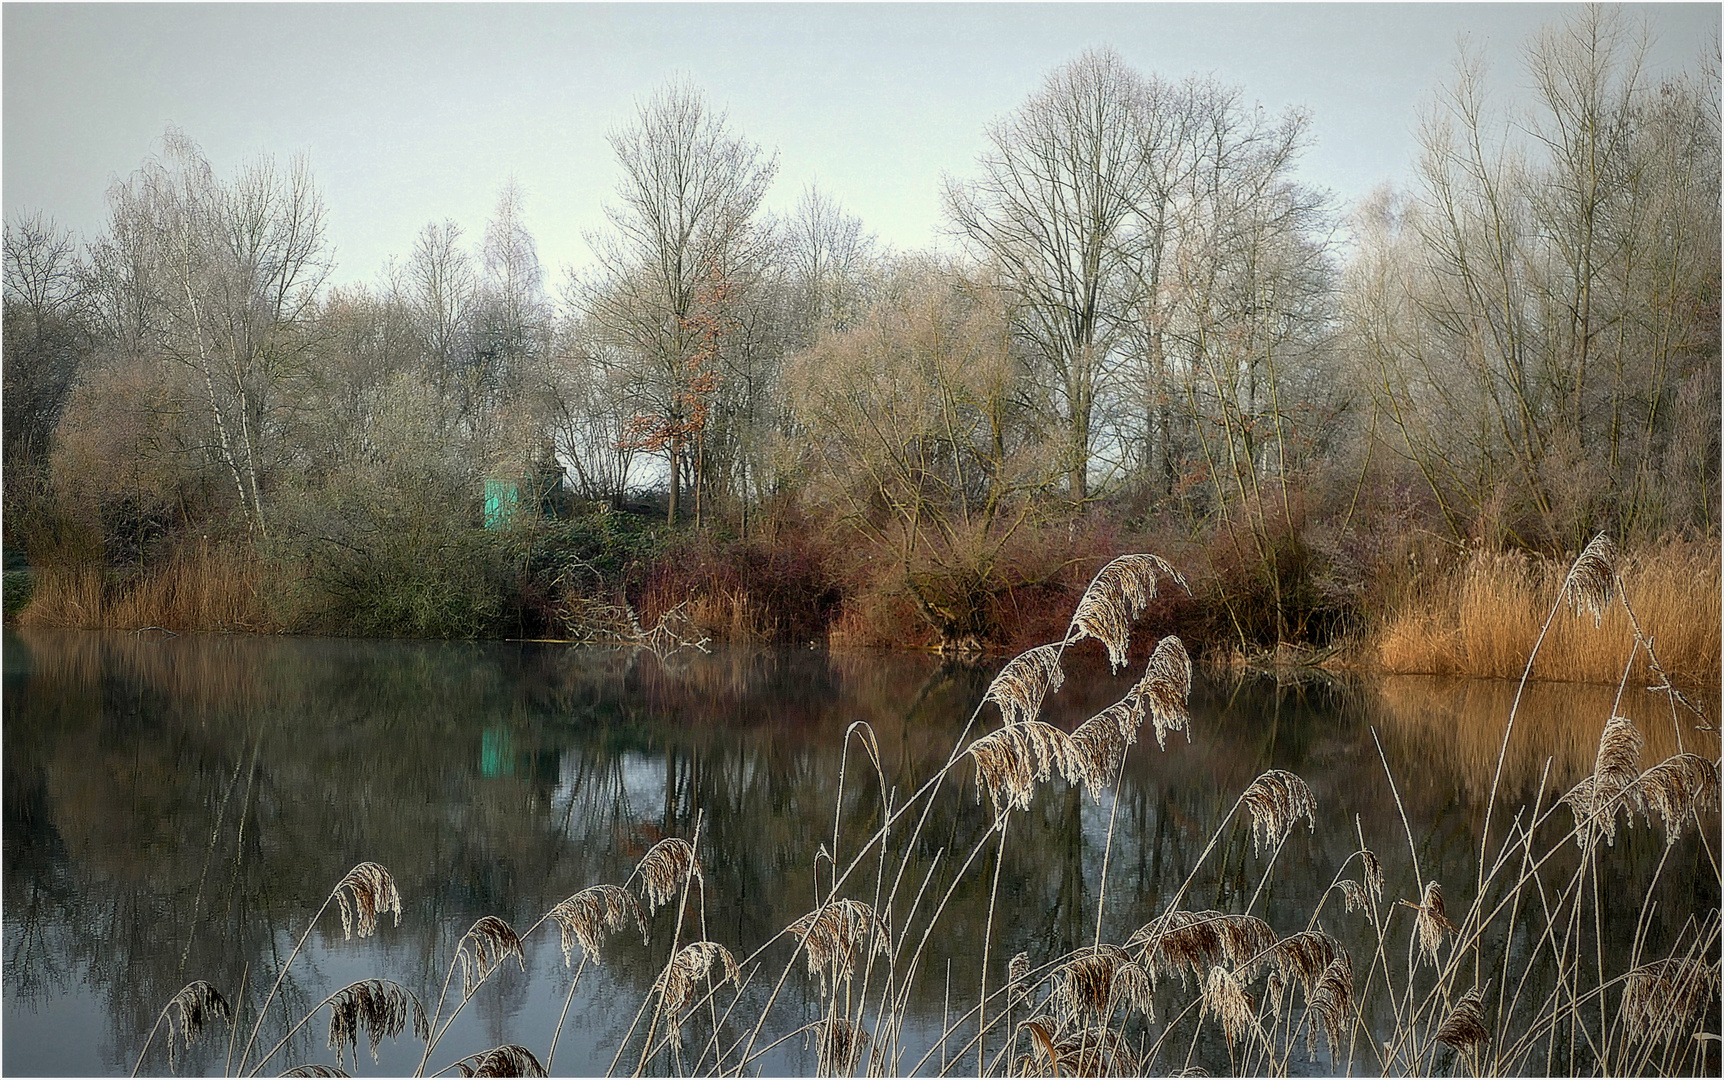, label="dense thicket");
[5,11,1717,653]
